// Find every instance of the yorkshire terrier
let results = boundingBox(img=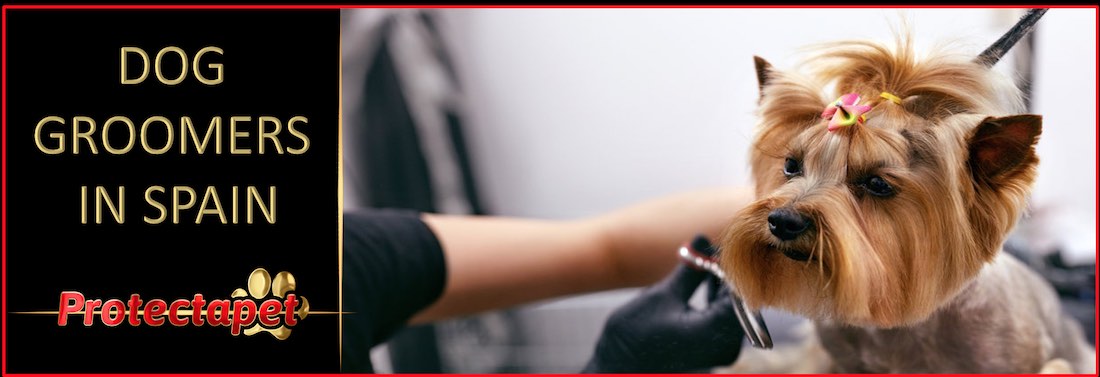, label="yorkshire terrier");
[719,13,1095,373]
